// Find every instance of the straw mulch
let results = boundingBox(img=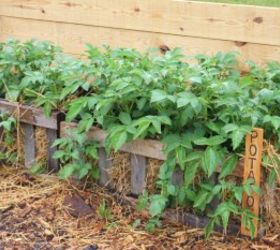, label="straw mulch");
[1,166,280,250]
